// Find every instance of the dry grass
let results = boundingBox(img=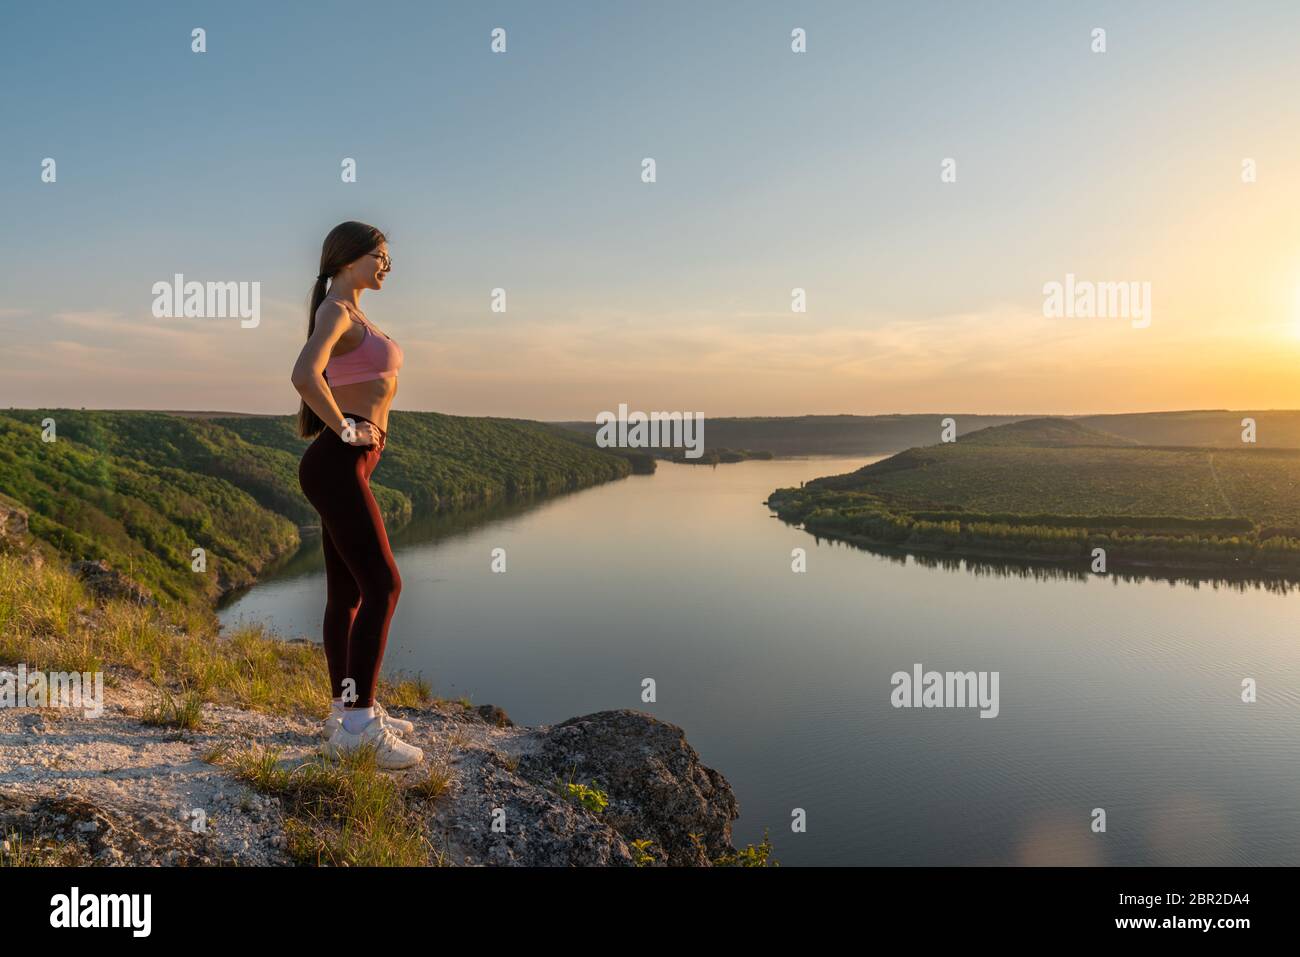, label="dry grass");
[0,552,436,721]
[212,744,446,866]
[1,550,459,867]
